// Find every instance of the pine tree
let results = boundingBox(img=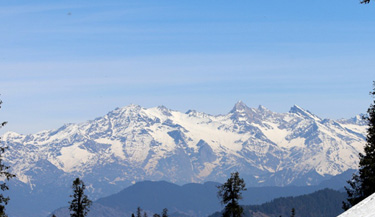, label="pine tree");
[153,214,160,217]
[290,208,295,217]
[0,99,15,217]
[217,172,247,217]
[343,82,375,210]
[137,207,142,217]
[69,178,92,217]
[162,208,168,217]
[144,212,148,217]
